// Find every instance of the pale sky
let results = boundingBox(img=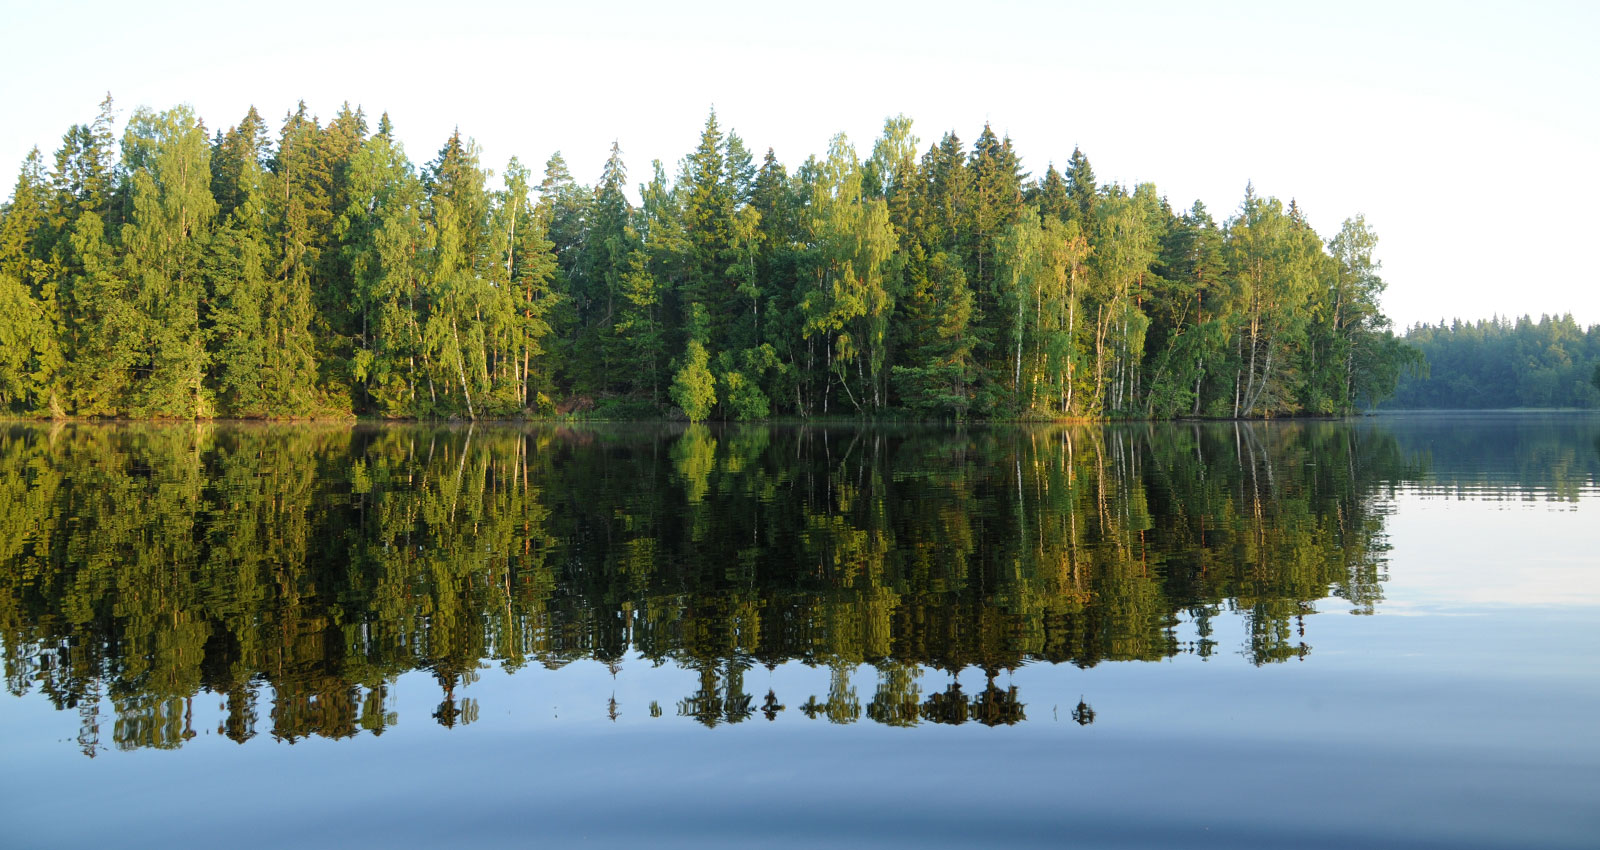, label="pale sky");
[3,0,1595,329]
